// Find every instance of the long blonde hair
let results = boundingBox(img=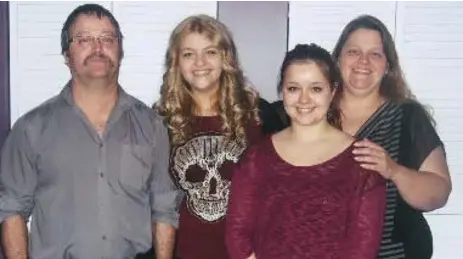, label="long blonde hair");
[156,14,260,146]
